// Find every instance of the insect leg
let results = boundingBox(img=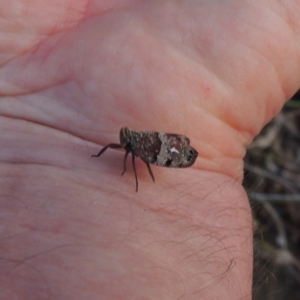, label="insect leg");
[132,153,139,192]
[91,143,122,157]
[145,162,155,183]
[121,150,130,175]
